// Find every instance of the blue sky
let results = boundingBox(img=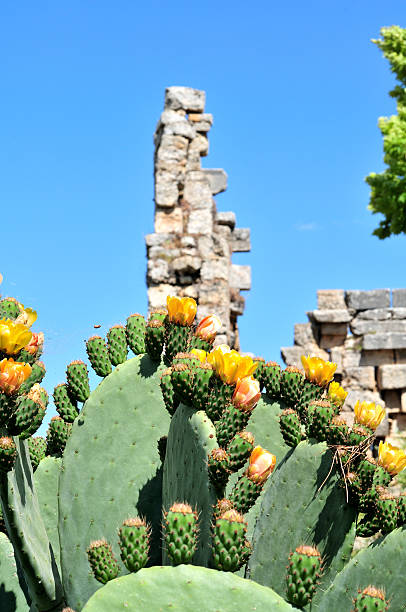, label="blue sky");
[1,1,405,434]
